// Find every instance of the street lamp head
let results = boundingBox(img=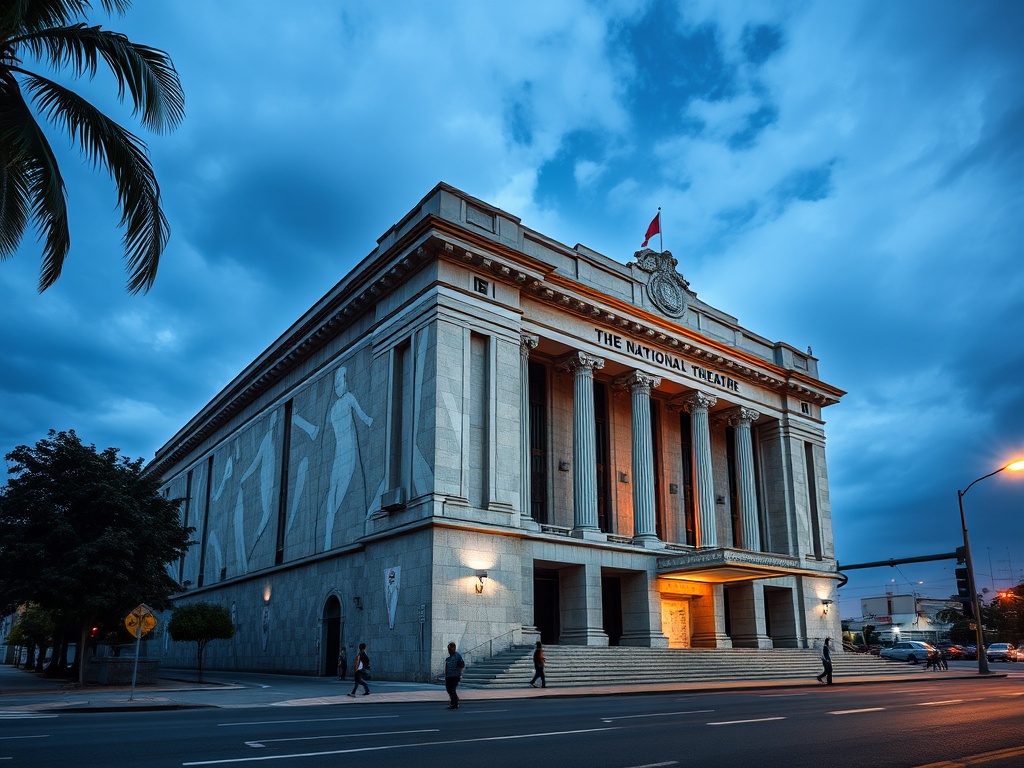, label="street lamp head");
[1006,459,1024,472]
